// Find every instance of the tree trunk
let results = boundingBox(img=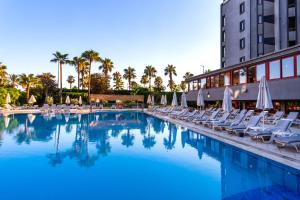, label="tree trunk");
[60,63,63,104]
[88,60,91,104]
[149,77,151,90]
[128,78,131,90]
[26,86,30,102]
[78,68,80,90]
[70,83,72,89]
